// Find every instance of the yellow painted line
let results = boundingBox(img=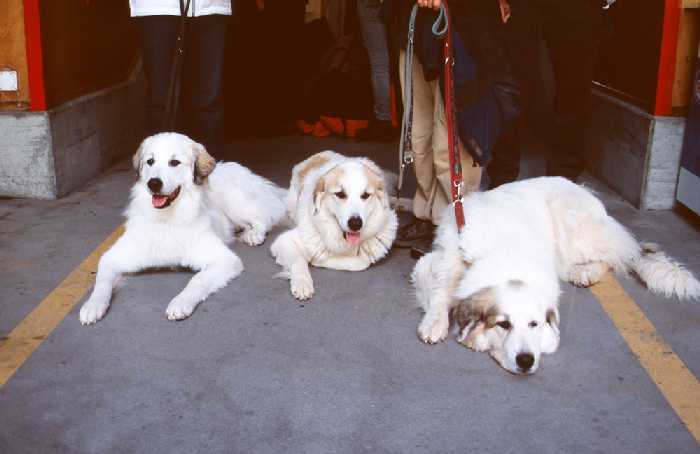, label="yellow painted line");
[0,226,124,387]
[591,273,700,444]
